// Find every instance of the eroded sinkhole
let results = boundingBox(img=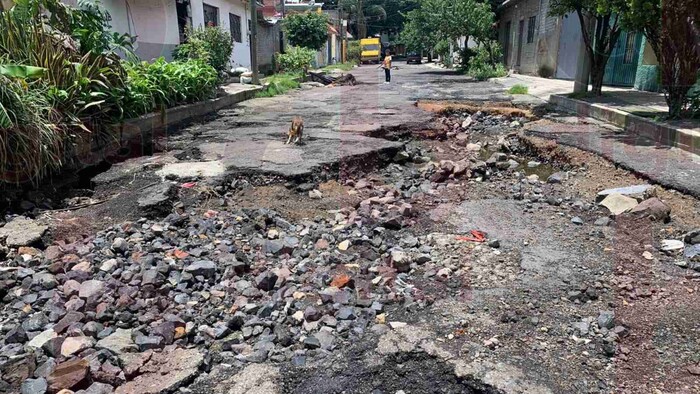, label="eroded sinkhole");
[282,351,499,394]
